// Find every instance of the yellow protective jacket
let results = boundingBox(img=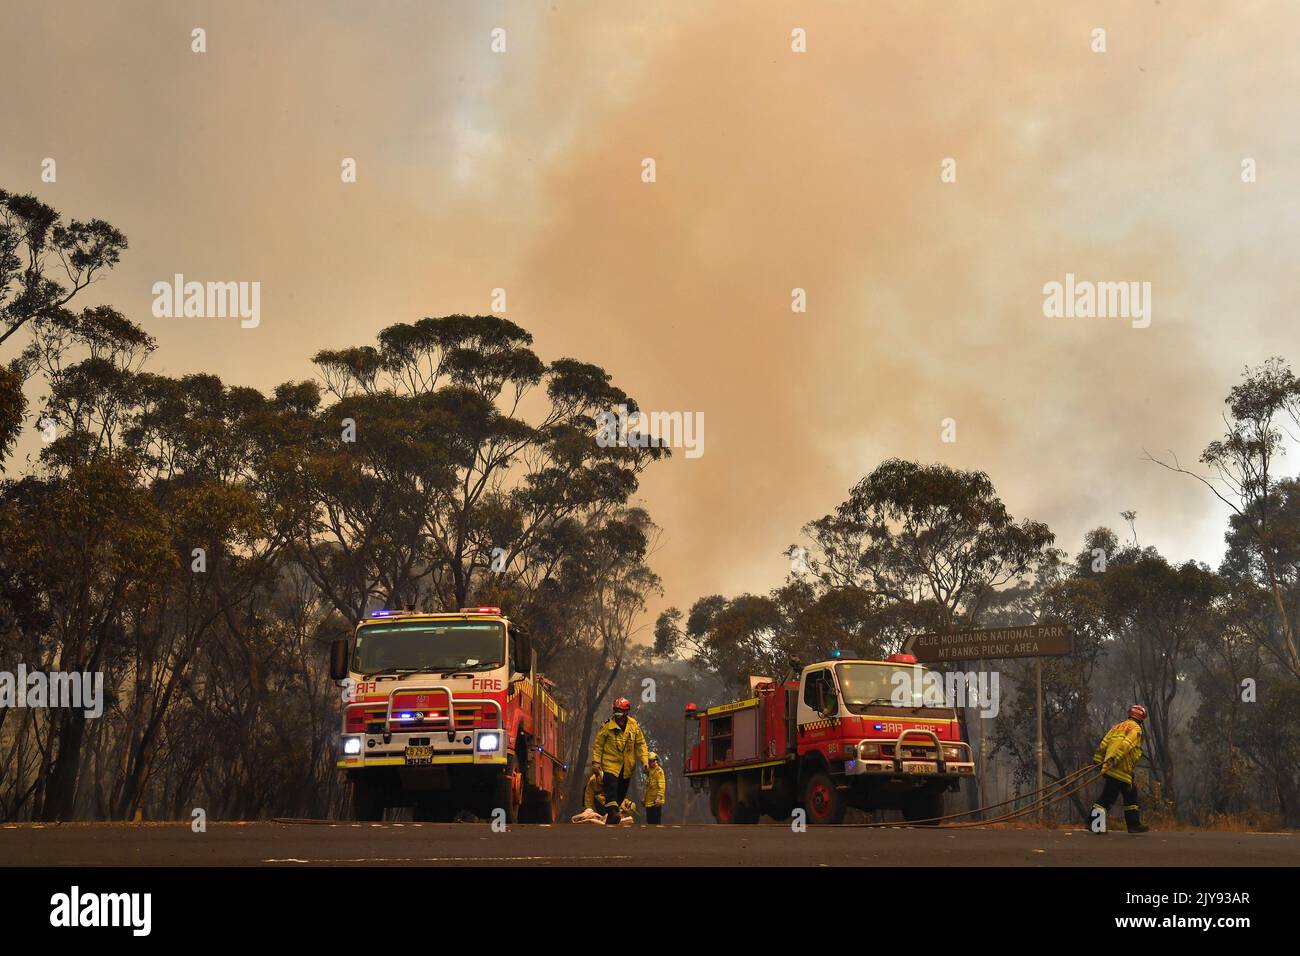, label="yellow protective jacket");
[592,716,649,777]
[644,765,666,807]
[583,772,606,810]
[1093,718,1144,785]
